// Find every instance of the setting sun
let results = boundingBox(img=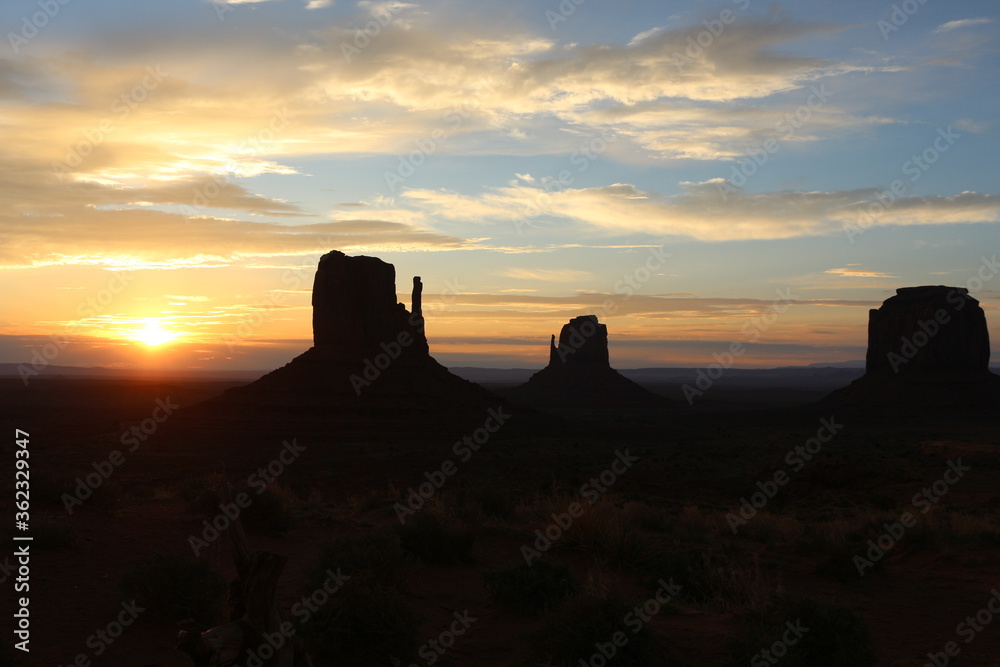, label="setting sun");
[135,319,176,347]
